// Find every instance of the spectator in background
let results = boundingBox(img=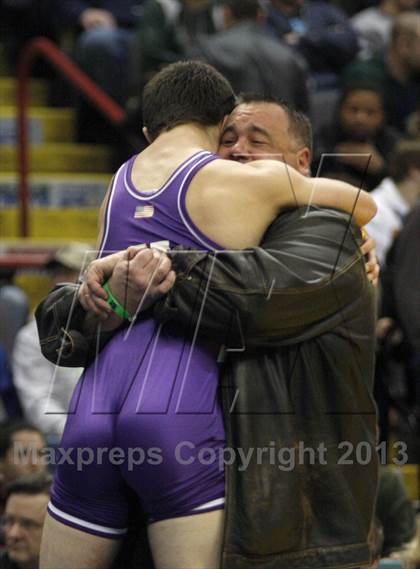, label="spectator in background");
[366,139,420,265]
[315,82,400,191]
[265,0,359,89]
[376,467,416,557]
[0,422,47,513]
[60,0,141,104]
[344,11,420,133]
[0,272,28,362]
[59,0,143,141]
[377,203,420,460]
[120,0,221,156]
[12,243,93,442]
[0,473,51,569]
[136,0,220,83]
[406,99,420,139]
[328,0,377,17]
[352,0,419,58]
[187,0,309,111]
[398,517,420,569]
[0,0,58,73]
[0,346,21,423]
